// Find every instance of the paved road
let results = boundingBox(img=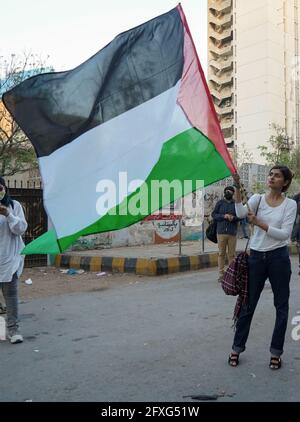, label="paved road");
[1,259,300,402]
